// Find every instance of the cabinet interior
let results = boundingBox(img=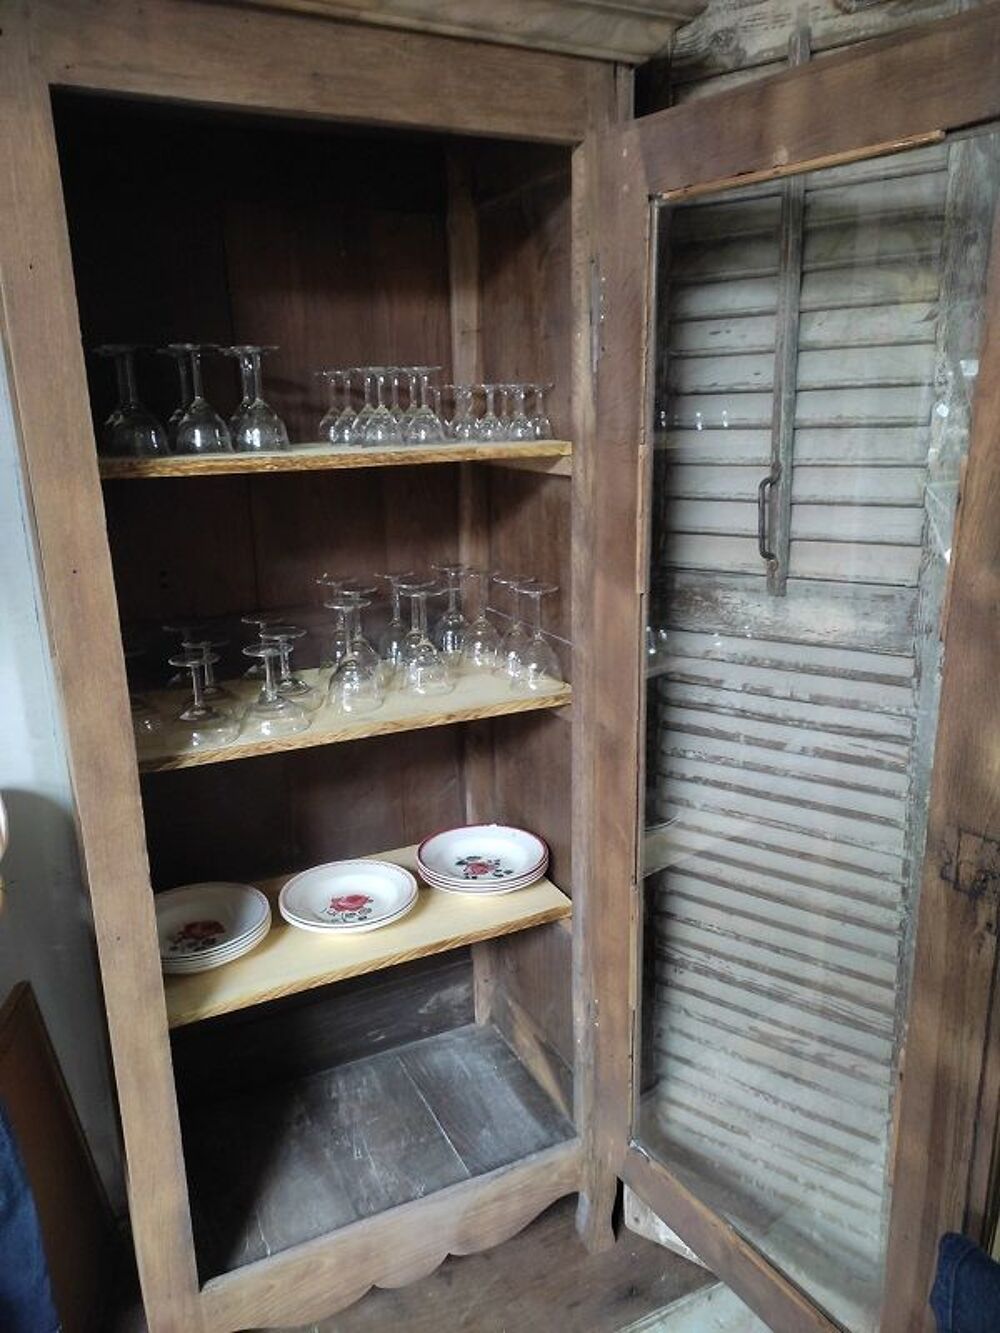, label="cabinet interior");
[51,89,577,1279]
